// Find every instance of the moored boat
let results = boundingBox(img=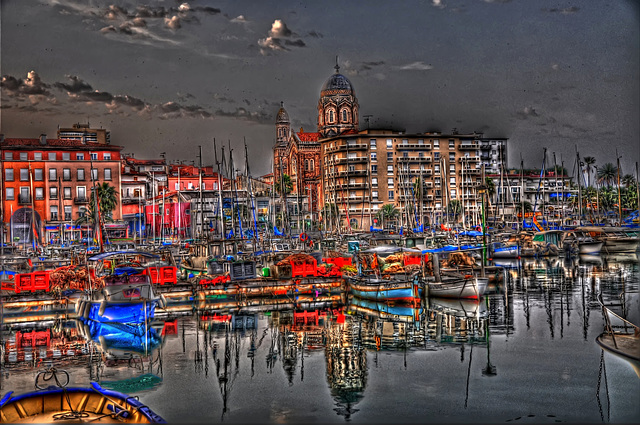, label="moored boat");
[0,367,166,423]
[345,274,420,304]
[424,273,489,299]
